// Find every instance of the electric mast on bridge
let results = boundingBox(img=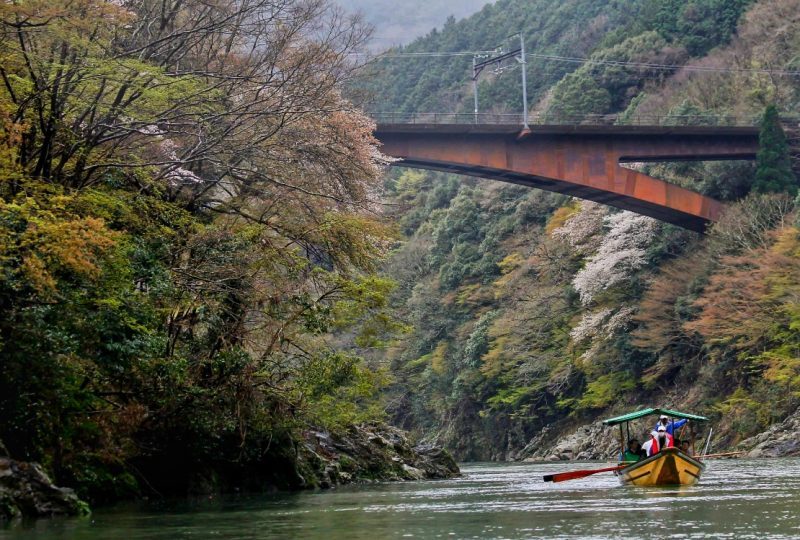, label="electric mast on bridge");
[472,33,529,129]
